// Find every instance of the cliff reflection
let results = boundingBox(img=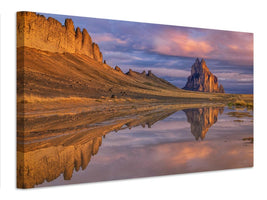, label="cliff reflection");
[17,108,178,188]
[183,107,224,140]
[17,106,225,188]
